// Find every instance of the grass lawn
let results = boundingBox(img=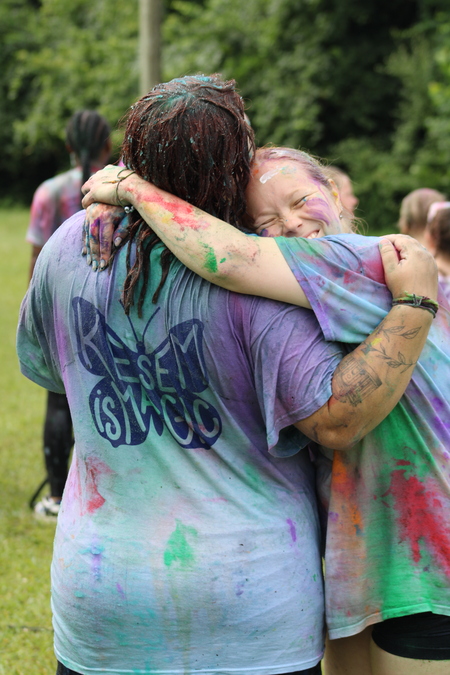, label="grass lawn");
[0,208,56,675]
